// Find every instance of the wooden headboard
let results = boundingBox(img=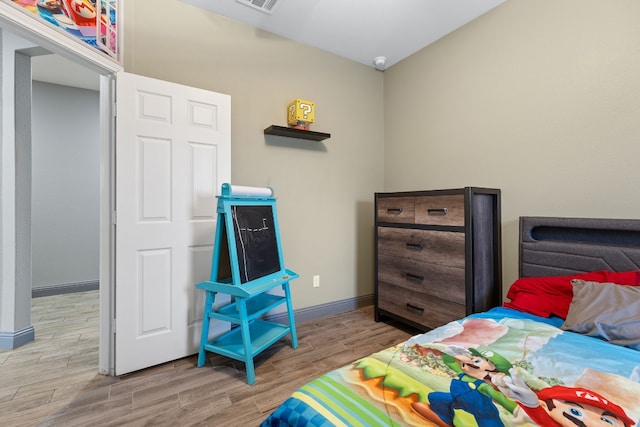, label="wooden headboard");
[520,216,640,277]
